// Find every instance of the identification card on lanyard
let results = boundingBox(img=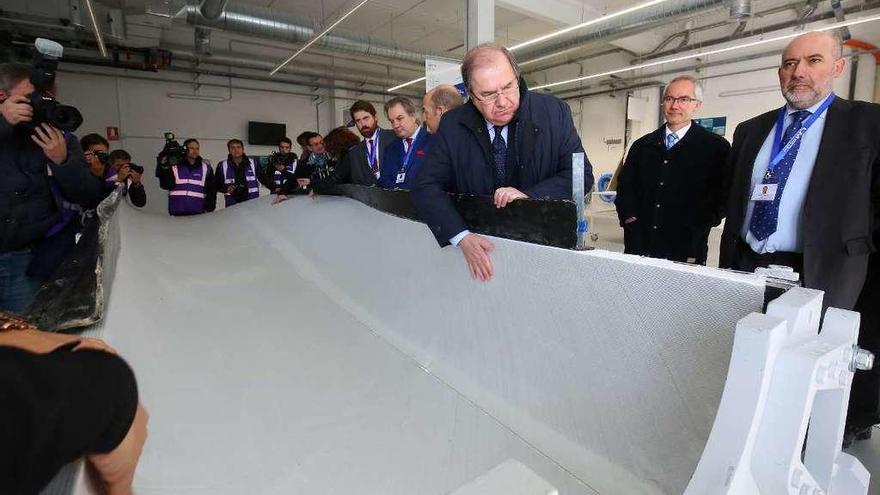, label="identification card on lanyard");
[397,139,416,184]
[751,93,835,202]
